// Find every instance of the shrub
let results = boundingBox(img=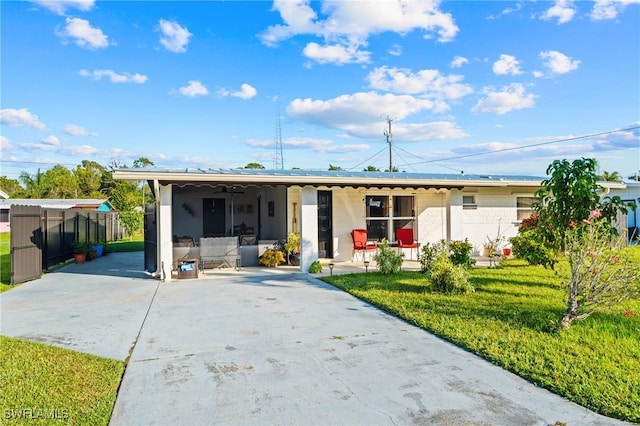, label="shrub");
[373,239,404,275]
[259,249,285,267]
[419,239,475,273]
[429,252,474,294]
[308,260,322,273]
[418,240,447,273]
[510,228,558,269]
[449,239,476,268]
